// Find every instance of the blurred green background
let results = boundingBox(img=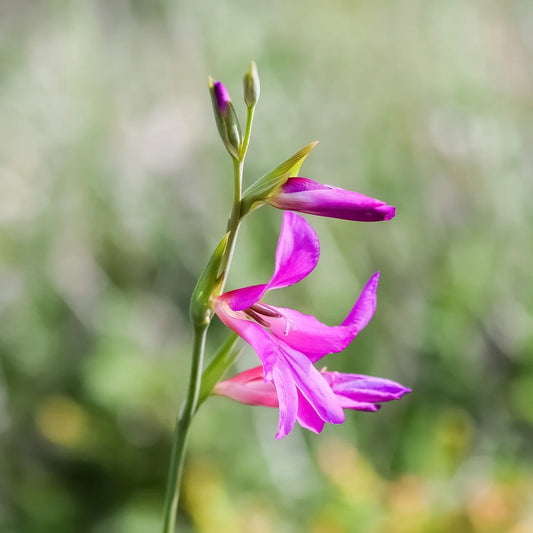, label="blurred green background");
[1,1,532,532]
